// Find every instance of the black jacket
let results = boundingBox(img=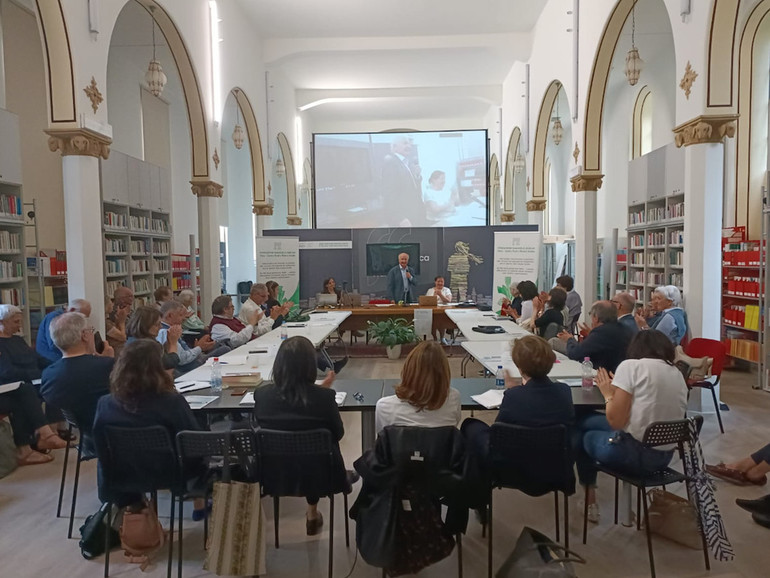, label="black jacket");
[565,320,630,372]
